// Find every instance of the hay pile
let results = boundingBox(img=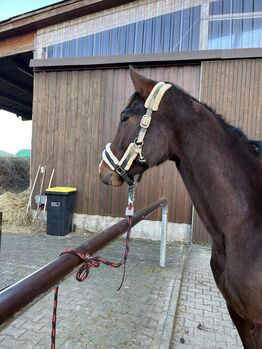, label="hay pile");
[0,157,29,193]
[0,190,45,232]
